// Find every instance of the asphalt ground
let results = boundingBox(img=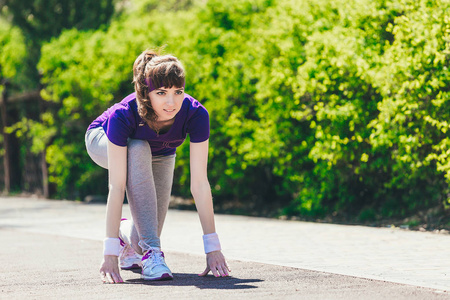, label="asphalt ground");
[1,196,450,299]
[2,230,449,300]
